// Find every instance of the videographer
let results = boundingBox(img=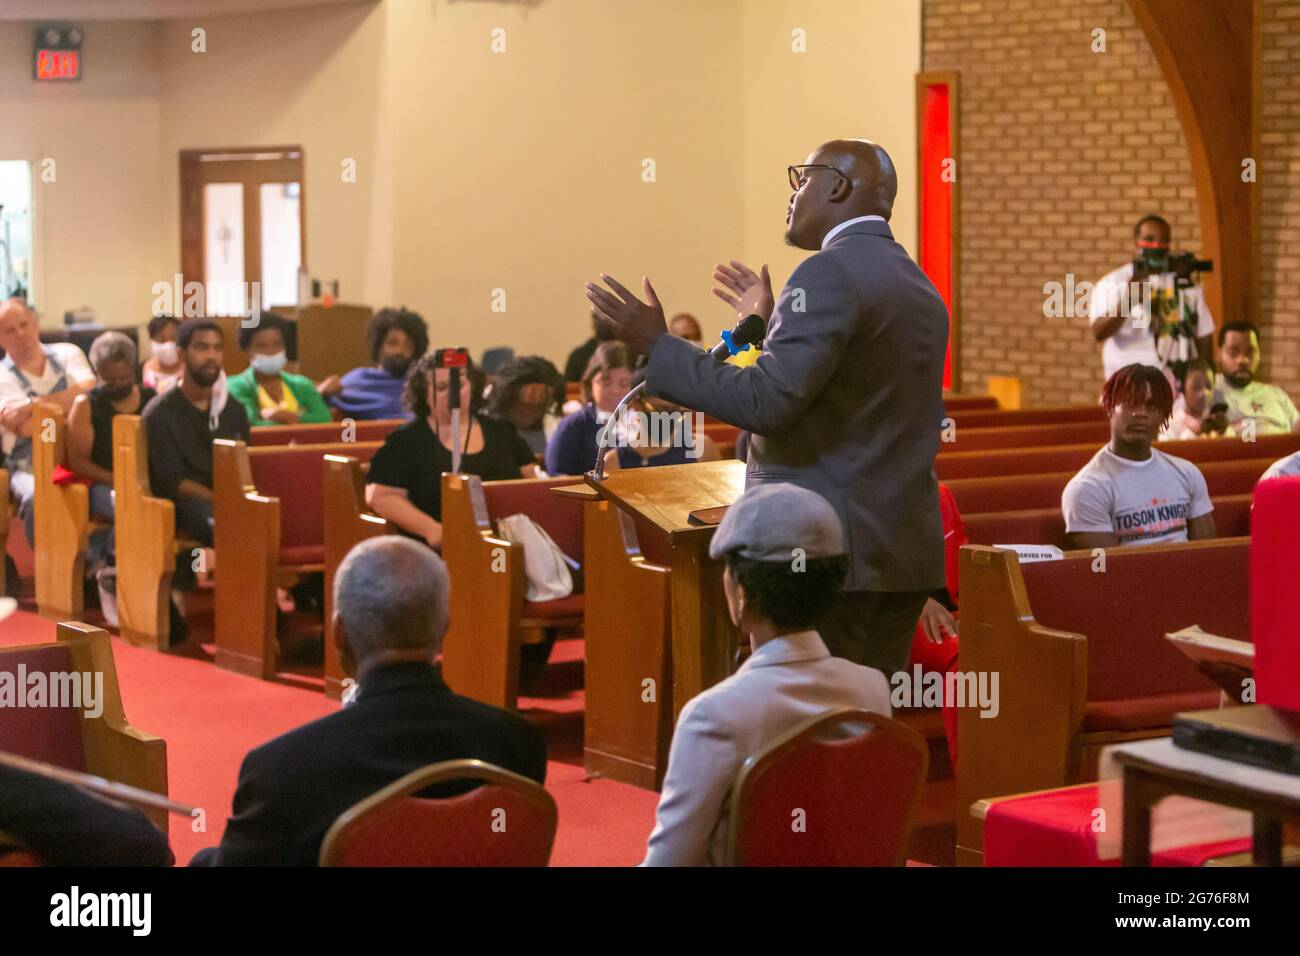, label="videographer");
[1088,214,1215,382]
